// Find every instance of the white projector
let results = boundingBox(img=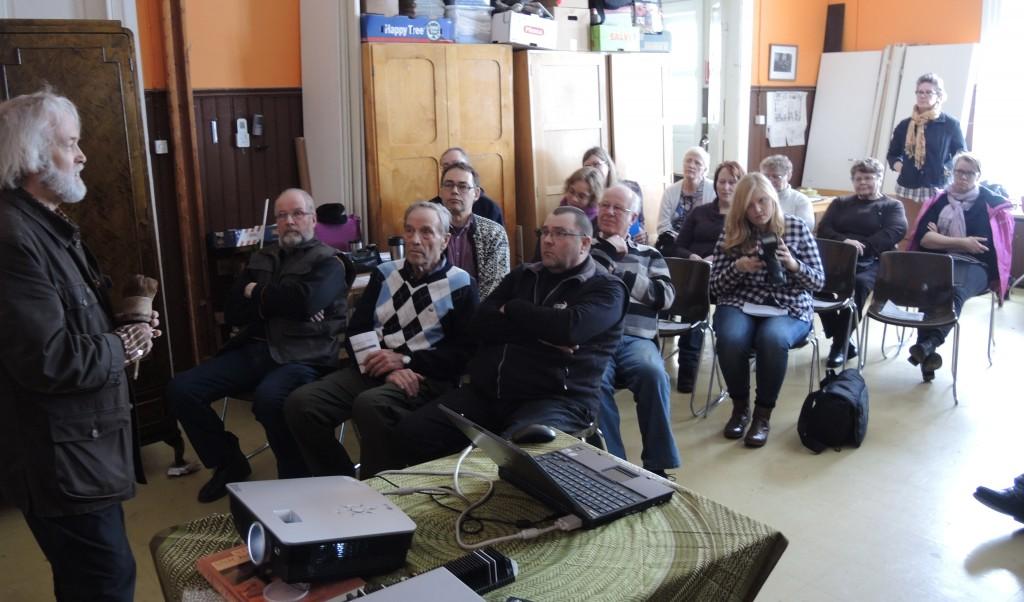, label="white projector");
[228,476,416,583]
